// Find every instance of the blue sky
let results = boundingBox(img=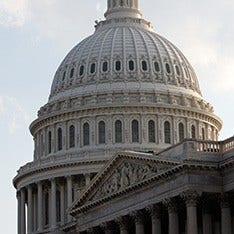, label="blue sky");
[1,1,234,233]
